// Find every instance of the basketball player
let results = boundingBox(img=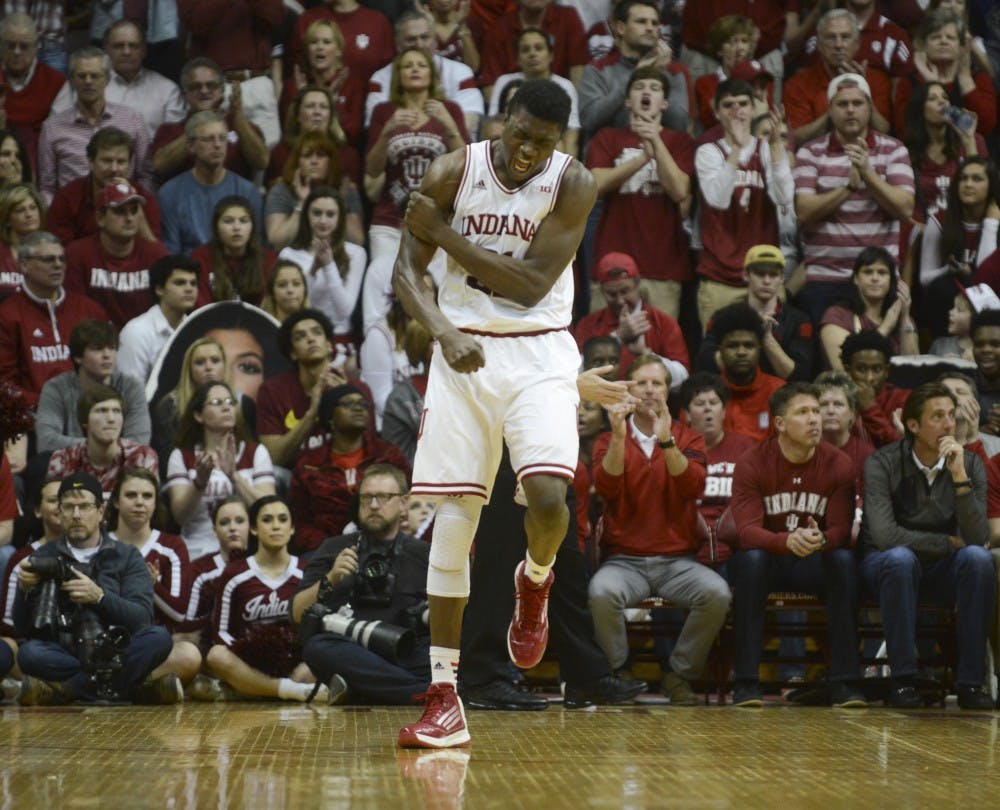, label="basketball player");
[392,79,597,748]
